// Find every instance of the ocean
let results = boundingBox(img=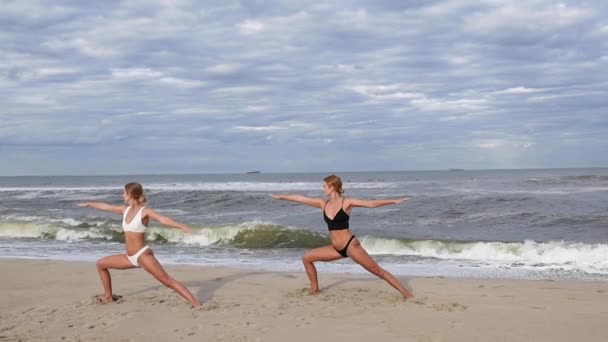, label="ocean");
[1,168,608,280]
